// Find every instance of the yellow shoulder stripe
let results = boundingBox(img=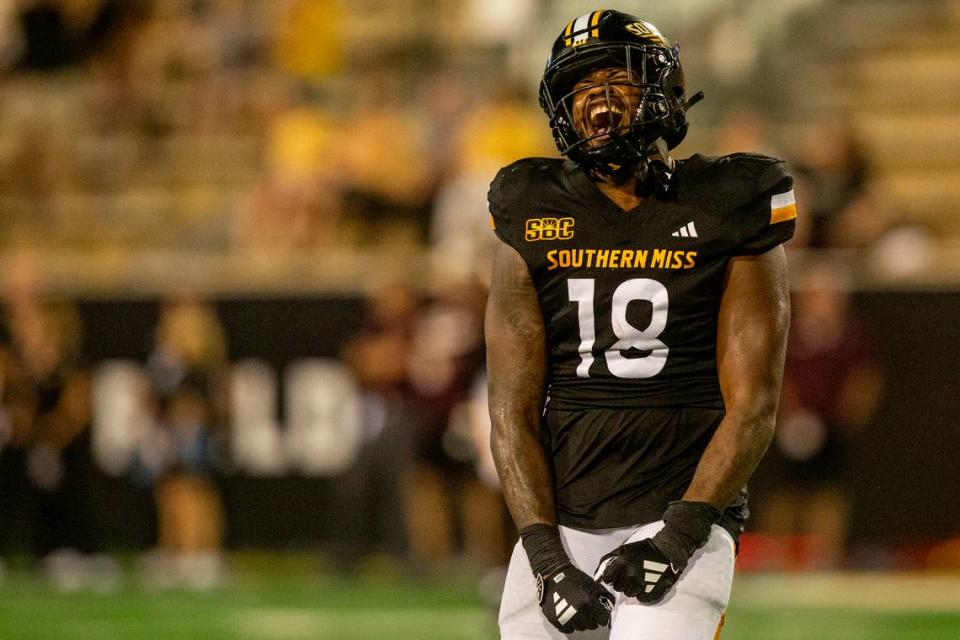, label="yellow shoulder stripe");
[770,189,797,224]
